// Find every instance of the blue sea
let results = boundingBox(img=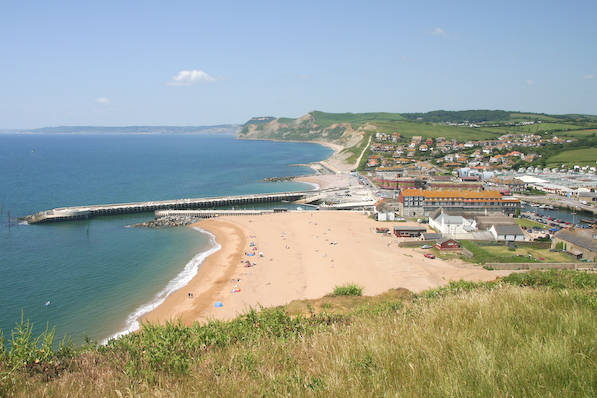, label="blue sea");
[0,134,331,343]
